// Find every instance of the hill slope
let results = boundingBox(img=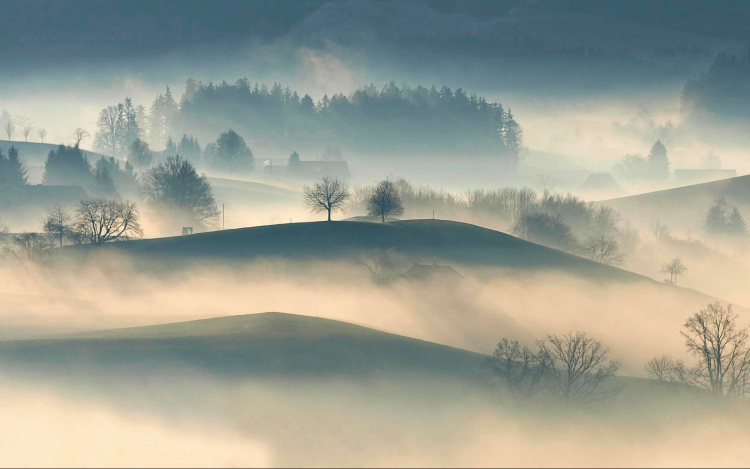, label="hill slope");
[599,174,750,230]
[0,312,485,378]
[65,219,648,282]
